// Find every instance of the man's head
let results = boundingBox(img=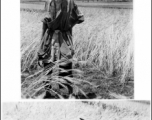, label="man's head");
[48,0,63,19]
